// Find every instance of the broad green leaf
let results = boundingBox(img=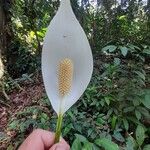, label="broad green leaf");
[71,138,82,150]
[142,94,150,109]
[111,115,117,130]
[63,123,73,136]
[143,49,150,55]
[102,45,117,52]
[134,71,145,80]
[87,128,93,136]
[123,119,129,130]
[41,113,48,119]
[105,97,110,105]
[7,144,14,150]
[137,107,150,118]
[144,89,150,95]
[113,130,125,142]
[96,117,105,125]
[114,58,120,65]
[75,134,87,142]
[127,116,143,126]
[135,110,141,120]
[133,98,141,106]
[123,106,134,113]
[83,142,94,150]
[133,45,141,50]
[136,125,145,146]
[8,120,19,129]
[125,136,137,150]
[143,144,150,150]
[95,138,119,150]
[127,44,140,51]
[120,46,128,56]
